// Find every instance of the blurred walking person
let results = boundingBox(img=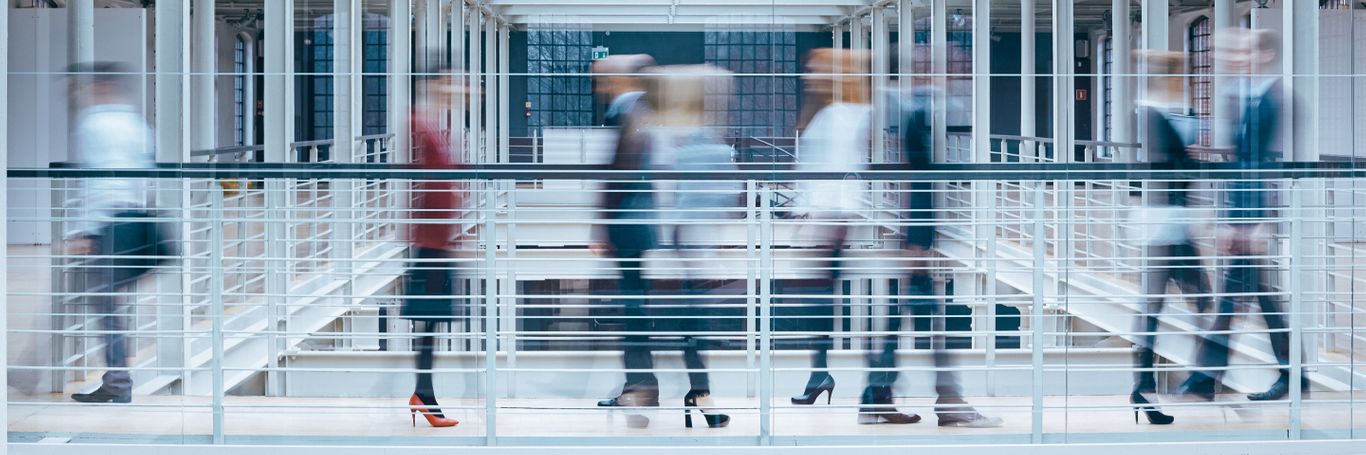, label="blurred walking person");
[66,62,170,404]
[856,78,1001,427]
[643,65,737,428]
[787,48,871,409]
[1128,51,1210,425]
[591,54,662,428]
[1178,29,1304,402]
[402,61,465,427]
